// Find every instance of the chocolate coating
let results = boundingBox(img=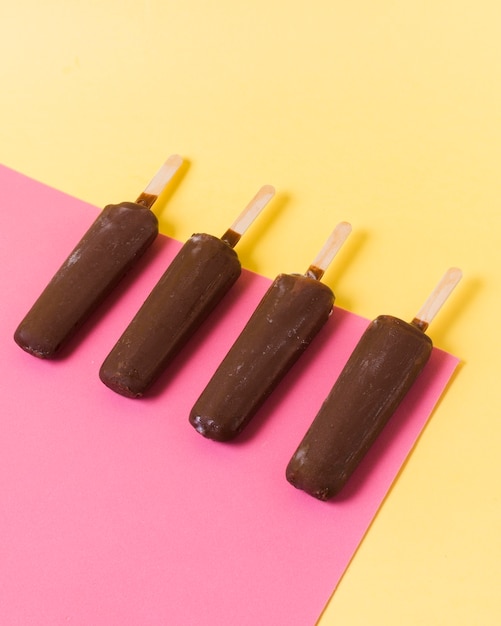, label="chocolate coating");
[189,273,334,441]
[99,233,241,398]
[14,203,158,358]
[286,315,433,500]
